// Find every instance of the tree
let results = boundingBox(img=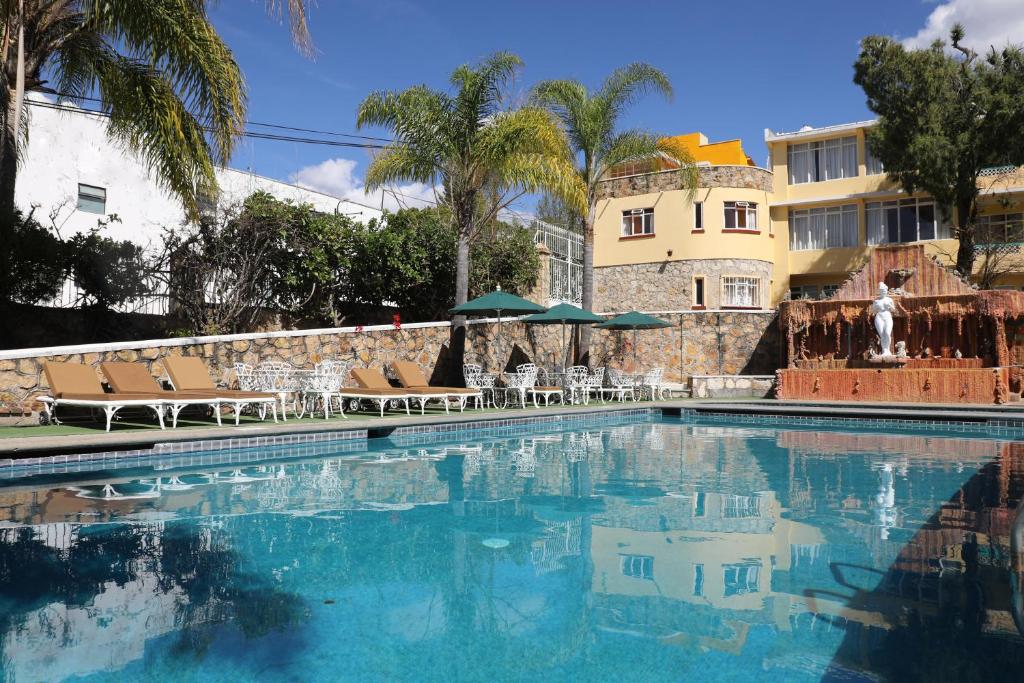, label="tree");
[532,64,696,361]
[854,25,1024,276]
[8,207,65,304]
[0,0,247,305]
[355,52,583,372]
[164,192,355,335]
[65,228,153,310]
[535,193,583,233]
[350,207,540,323]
